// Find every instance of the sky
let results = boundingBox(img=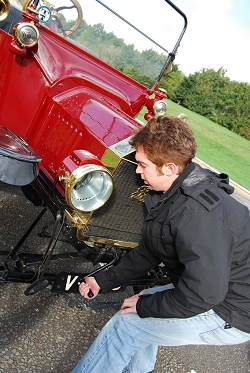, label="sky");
[79,0,250,84]
[171,0,250,84]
